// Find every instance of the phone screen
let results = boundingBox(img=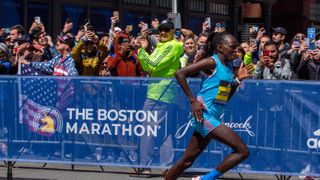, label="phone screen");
[205,17,211,29]
[34,16,41,23]
[216,23,222,29]
[113,11,119,19]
